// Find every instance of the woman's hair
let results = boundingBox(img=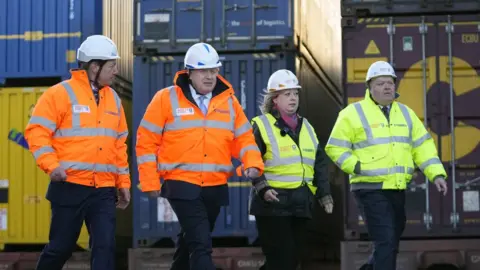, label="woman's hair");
[258,88,278,114]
